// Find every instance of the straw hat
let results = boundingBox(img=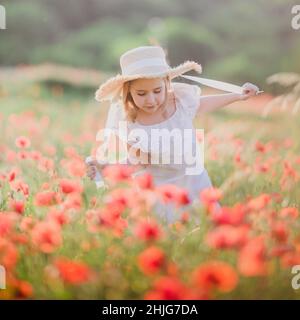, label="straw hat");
[95,46,202,102]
